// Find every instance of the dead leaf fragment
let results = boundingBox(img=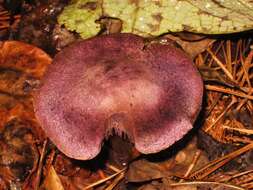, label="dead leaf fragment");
[0,41,51,79]
[41,166,64,190]
[126,159,171,182]
[165,34,215,59]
